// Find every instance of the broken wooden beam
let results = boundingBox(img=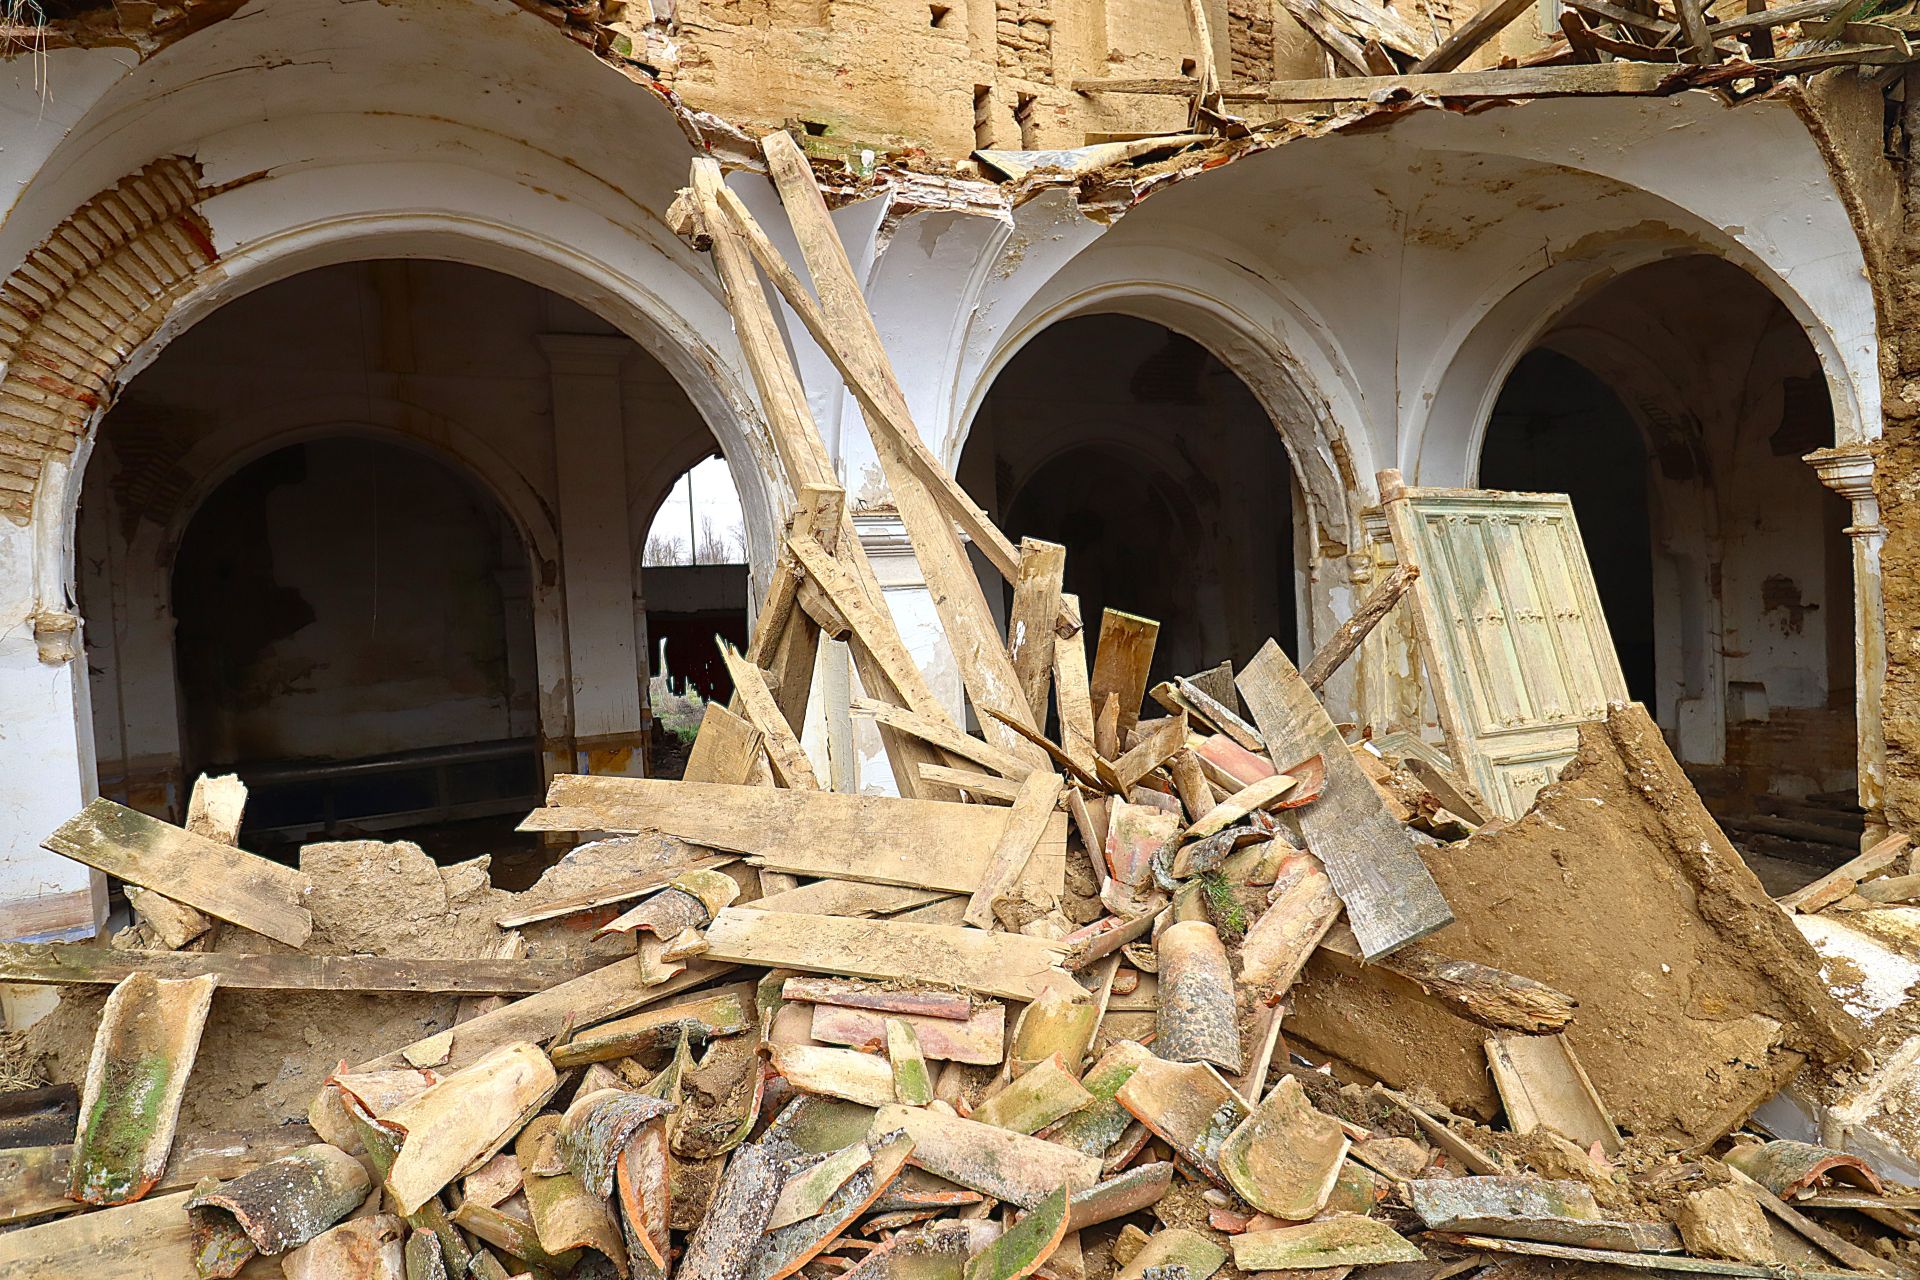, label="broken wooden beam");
[43,798,313,948]
[1238,641,1452,958]
[703,907,1070,1001]
[0,944,603,993]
